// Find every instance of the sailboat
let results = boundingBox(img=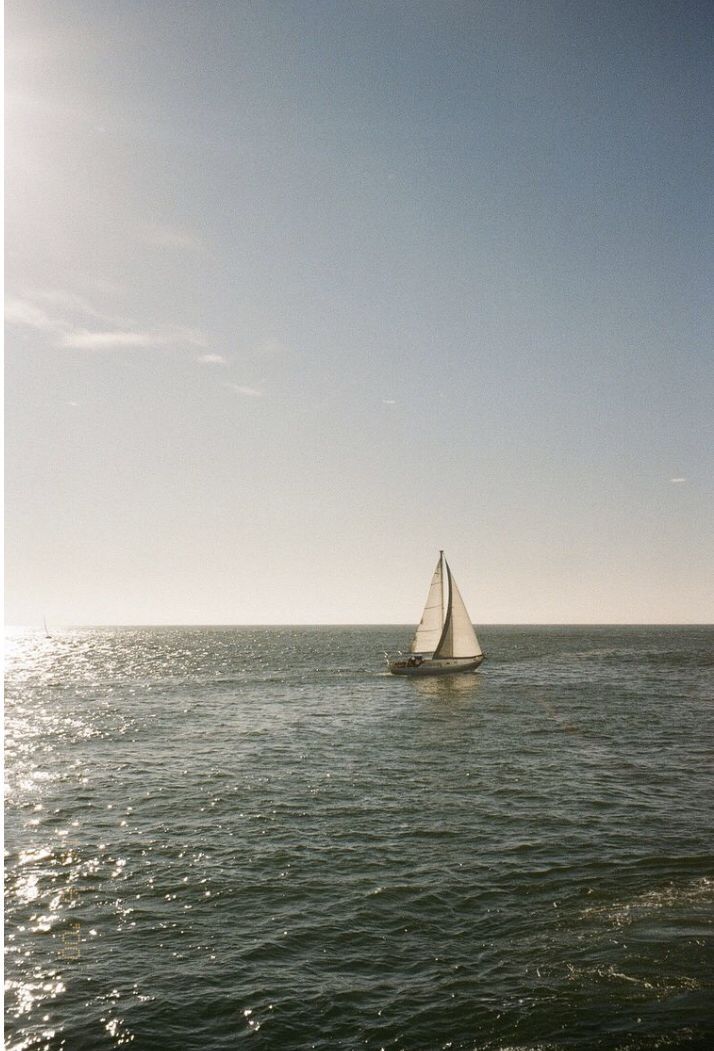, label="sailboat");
[388,551,485,676]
